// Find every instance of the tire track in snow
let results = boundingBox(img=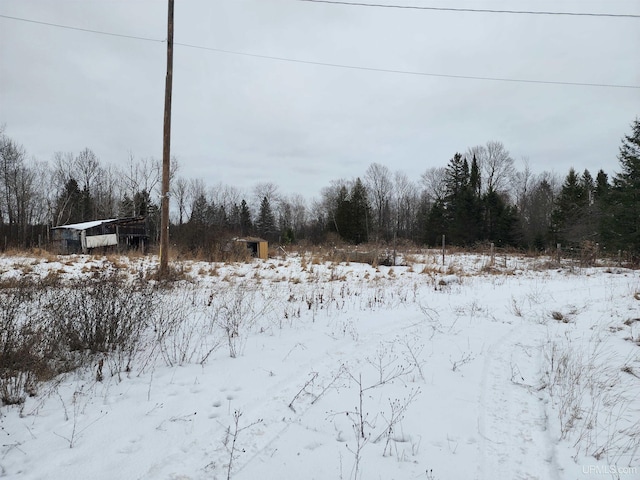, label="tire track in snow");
[478,320,558,480]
